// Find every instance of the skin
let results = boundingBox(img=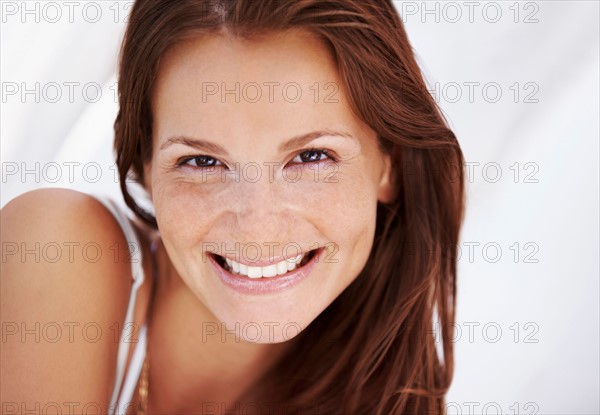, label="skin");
[142,28,393,412]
